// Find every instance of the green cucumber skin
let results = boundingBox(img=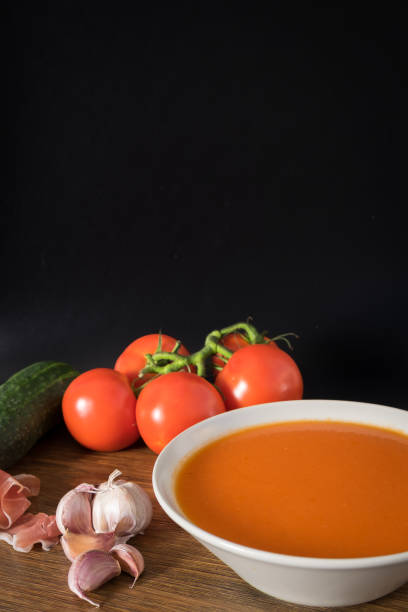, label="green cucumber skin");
[0,361,79,470]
